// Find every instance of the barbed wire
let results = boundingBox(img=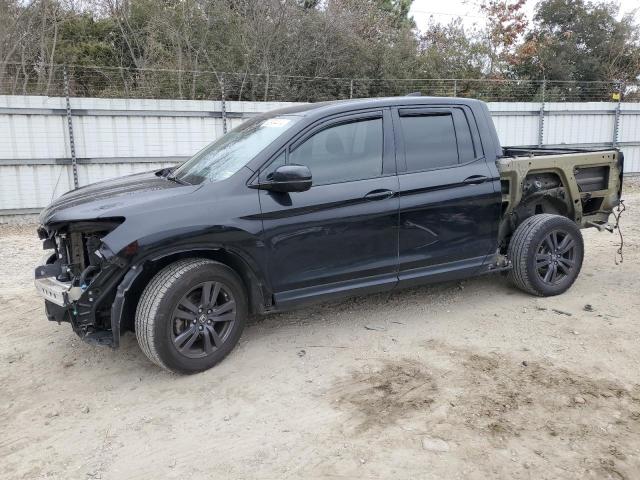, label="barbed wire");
[0,63,636,102]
